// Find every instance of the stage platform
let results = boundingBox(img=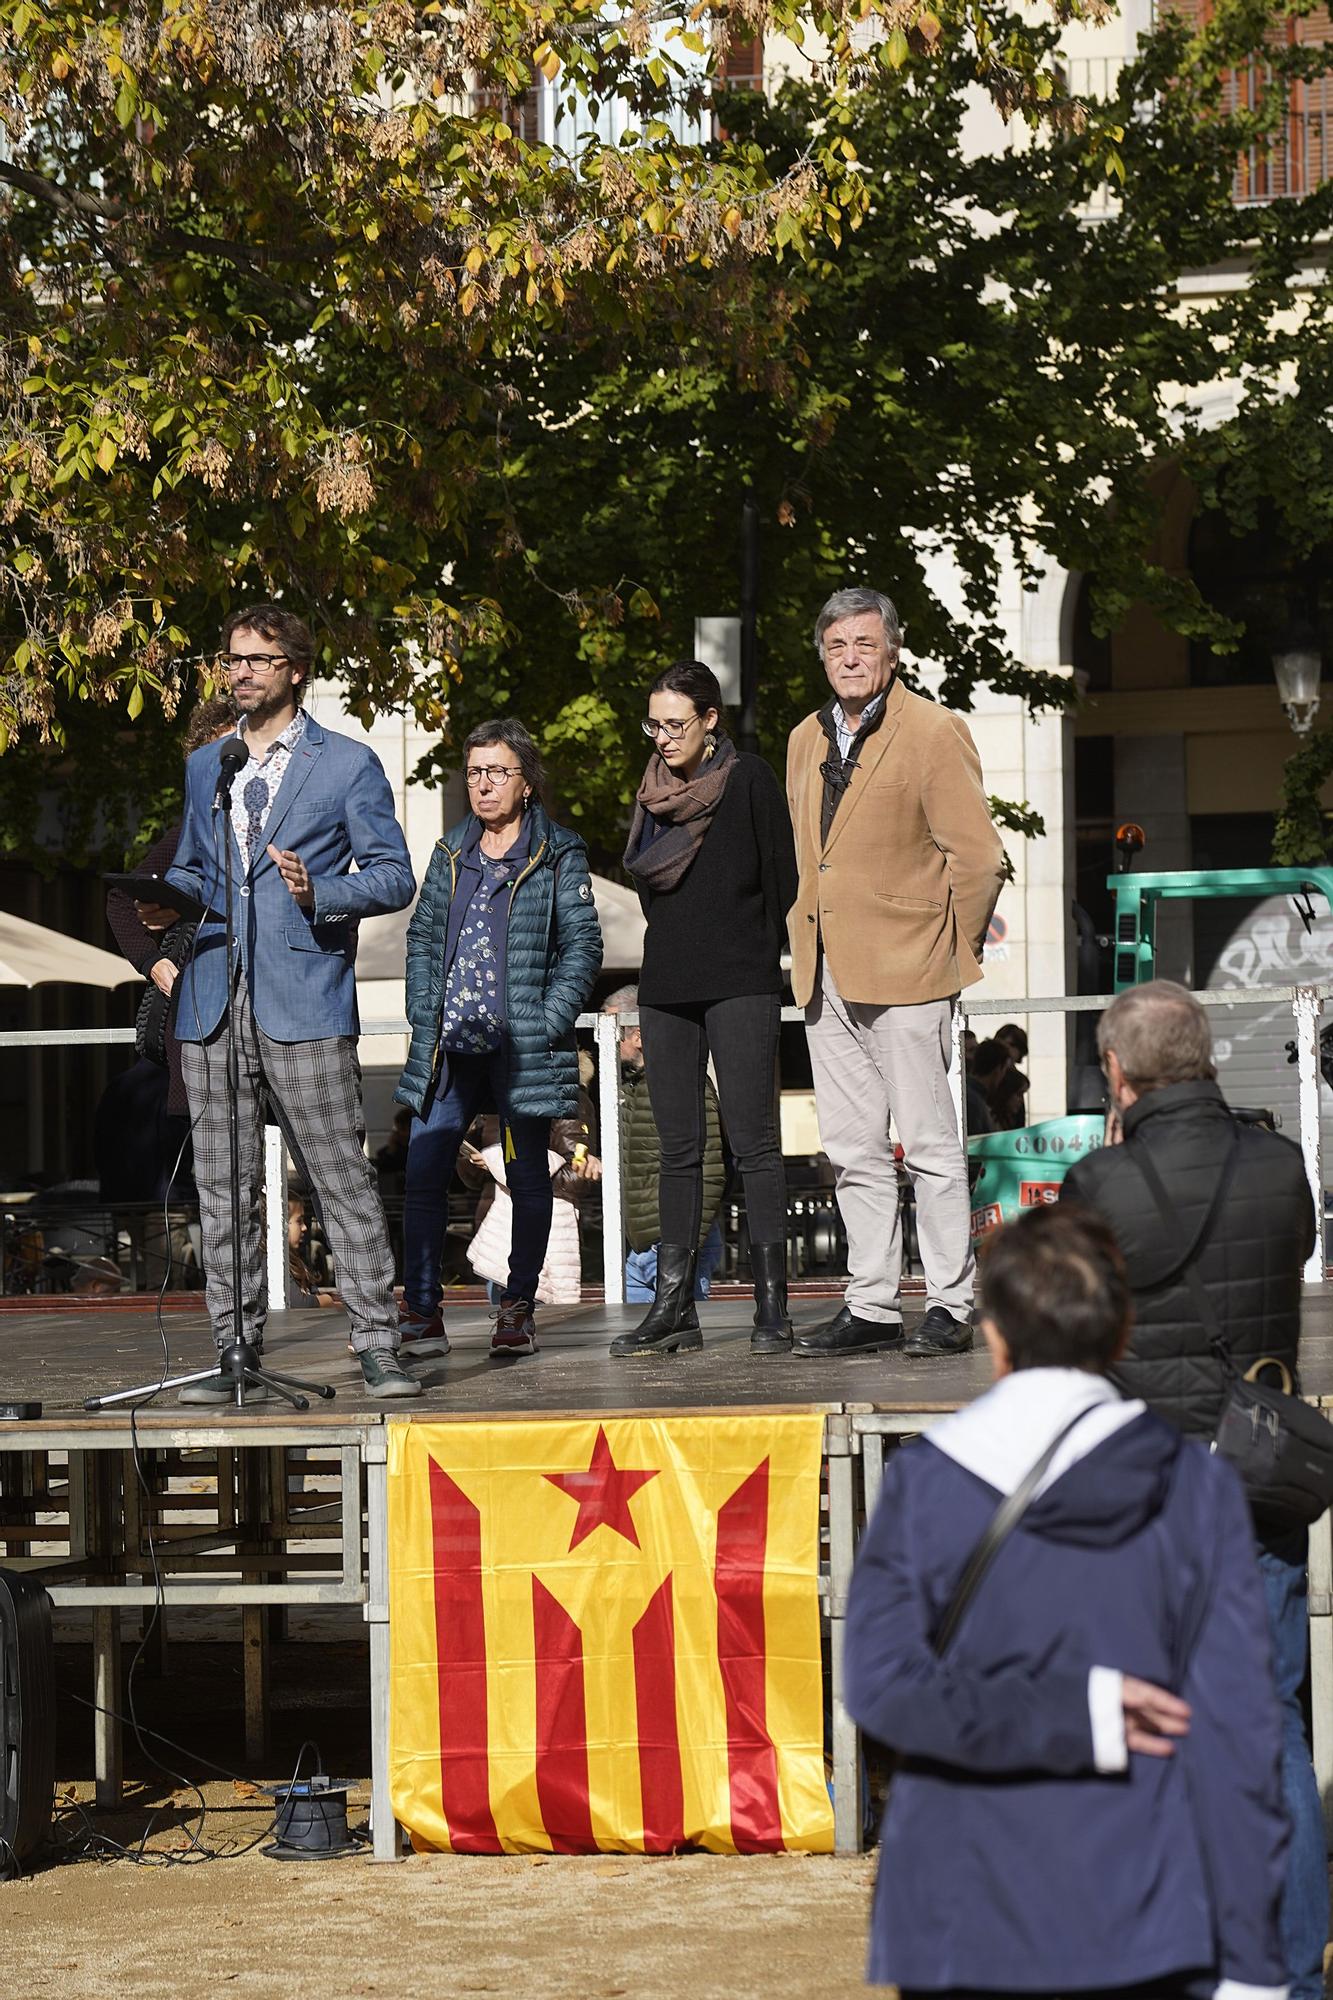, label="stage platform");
[5,1287,1333,1422]
[5,1289,1333,1860]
